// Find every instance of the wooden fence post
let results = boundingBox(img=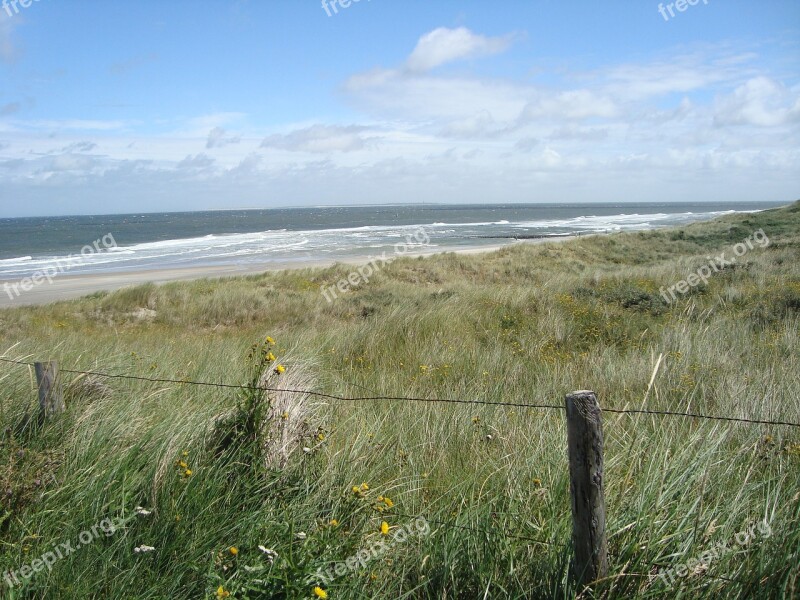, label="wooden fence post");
[565,390,608,589]
[35,361,64,421]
